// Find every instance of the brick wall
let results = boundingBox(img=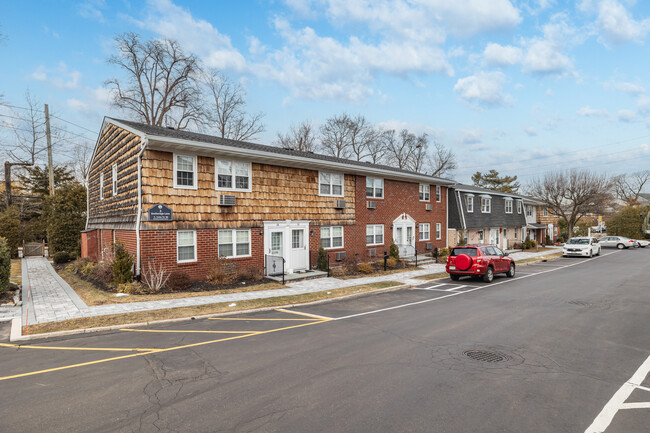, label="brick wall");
[344,176,447,261]
[115,230,137,257]
[81,230,99,261]
[140,228,264,281]
[100,229,114,261]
